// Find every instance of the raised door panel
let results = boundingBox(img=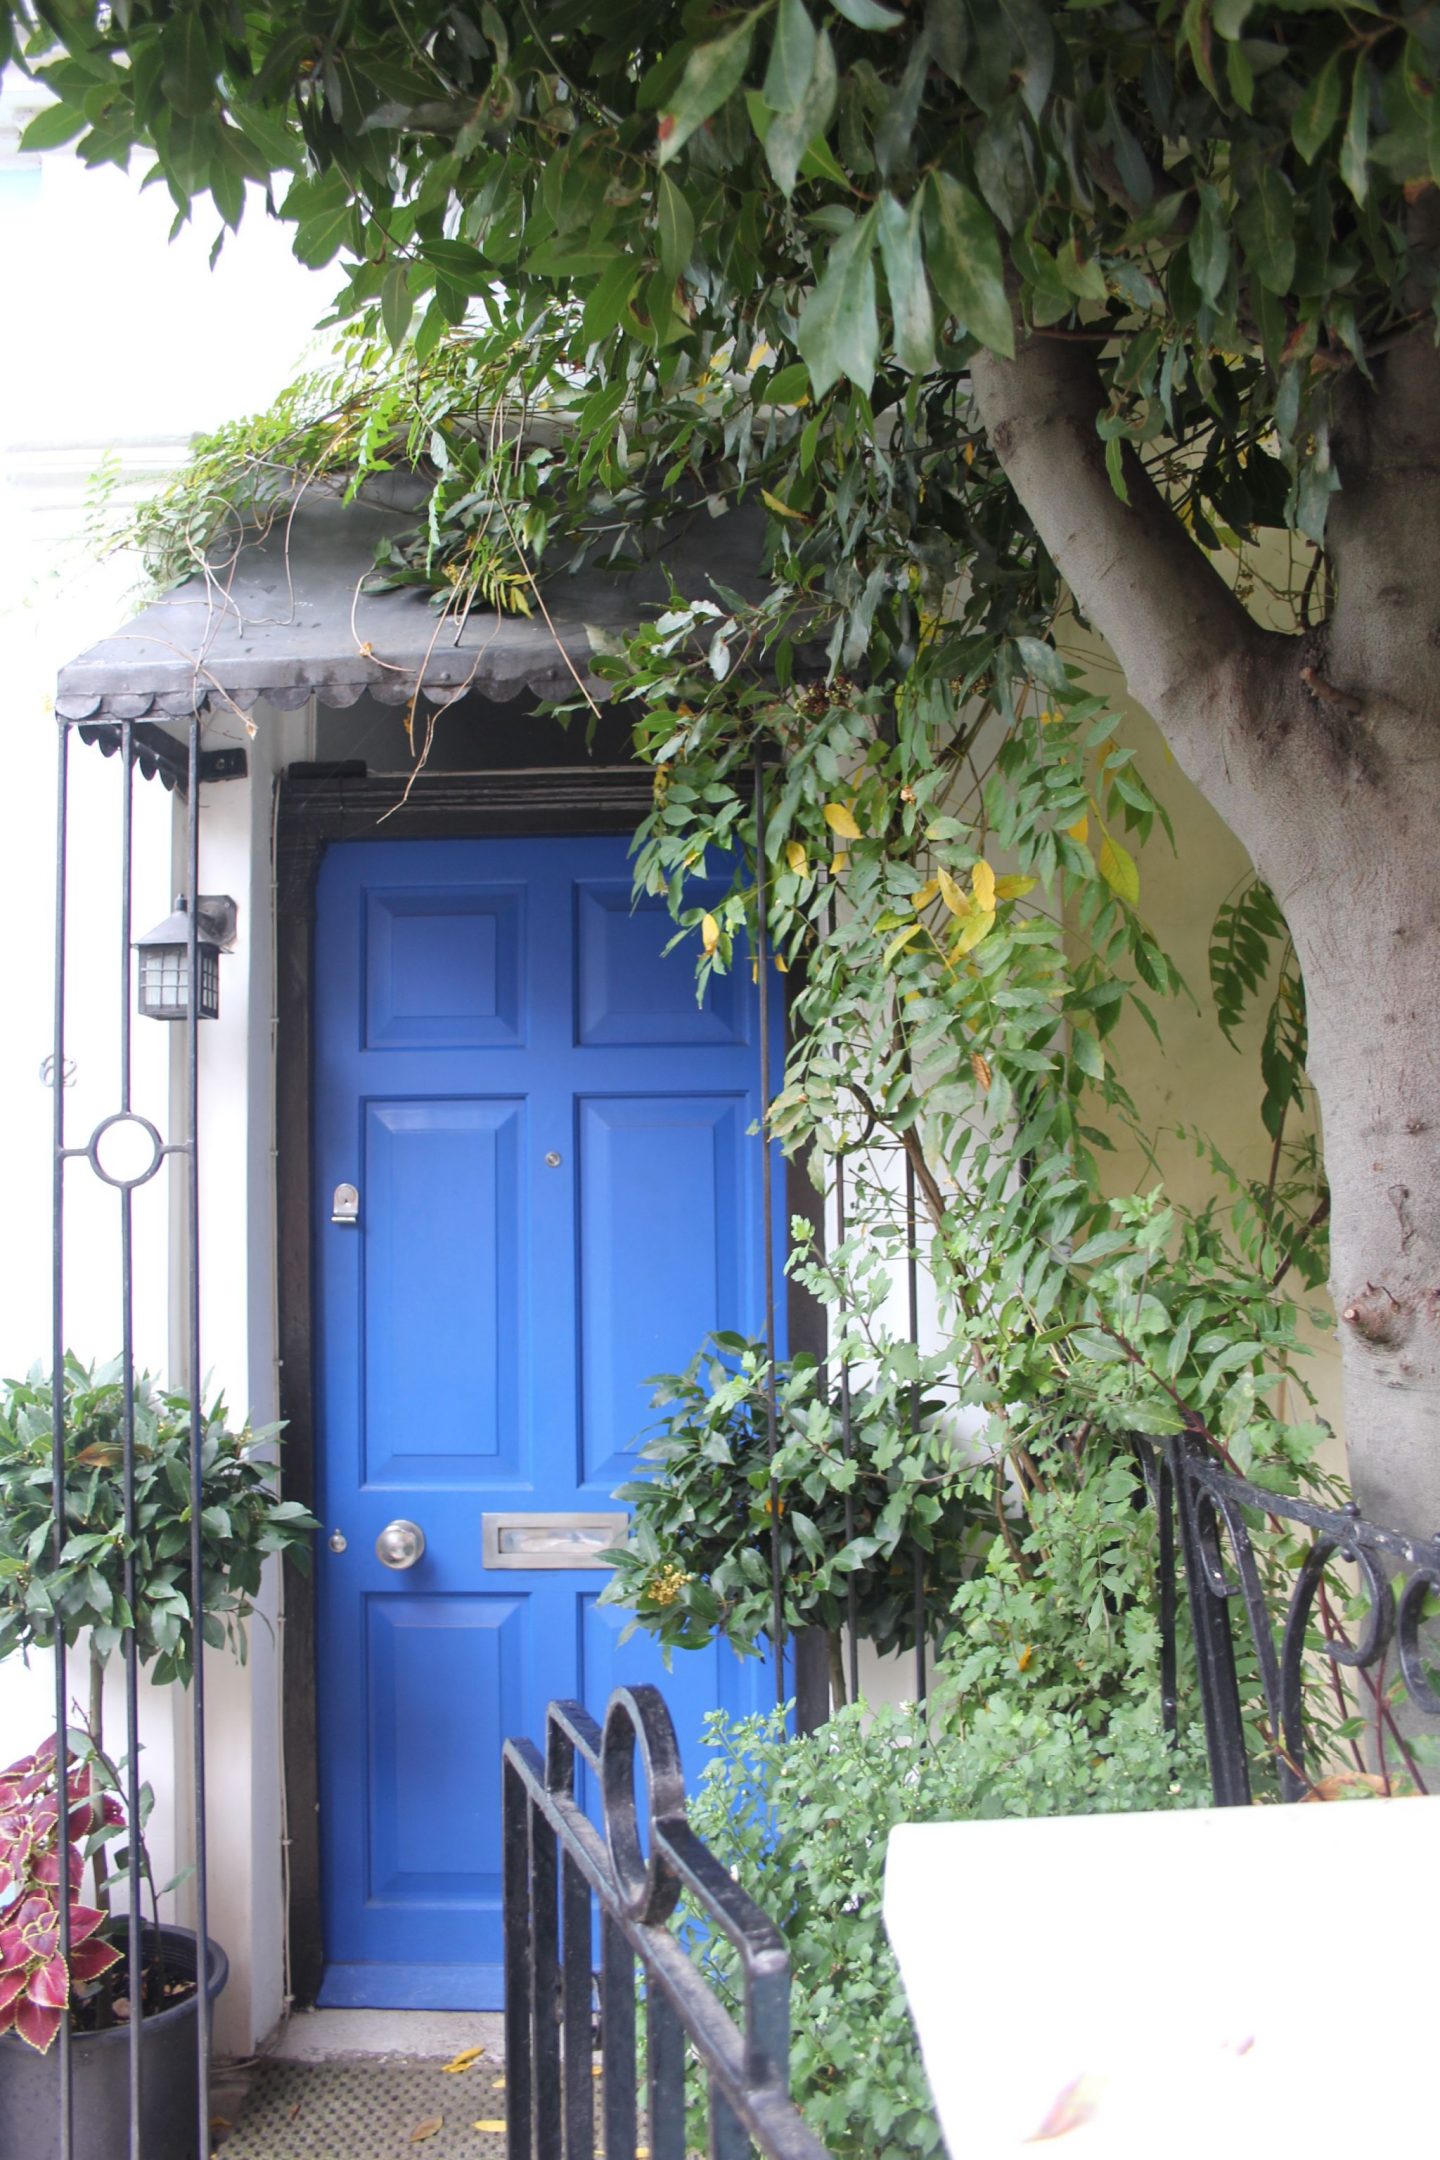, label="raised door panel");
[574,881,748,1046]
[363,1098,523,1485]
[364,1592,525,1915]
[365,885,525,1048]
[576,1094,745,1489]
